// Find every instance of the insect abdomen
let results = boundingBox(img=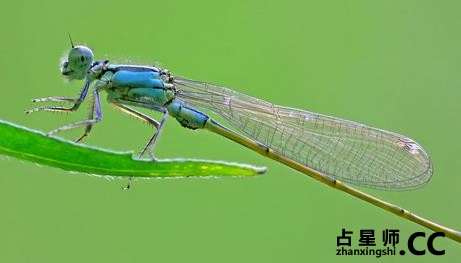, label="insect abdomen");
[167,100,209,129]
